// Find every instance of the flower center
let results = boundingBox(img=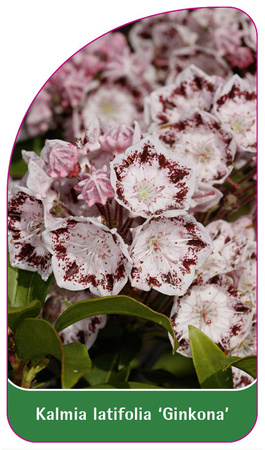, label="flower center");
[101,103,114,115]
[186,139,215,163]
[135,178,165,204]
[27,216,45,236]
[68,233,111,261]
[230,115,252,133]
[194,302,216,326]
